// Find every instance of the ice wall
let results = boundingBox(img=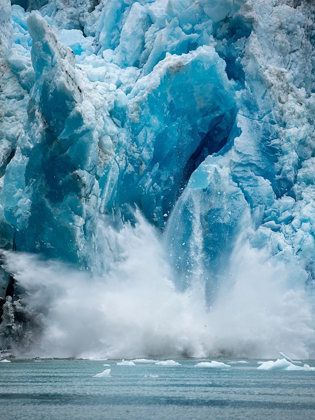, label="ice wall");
[1,0,315,356]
